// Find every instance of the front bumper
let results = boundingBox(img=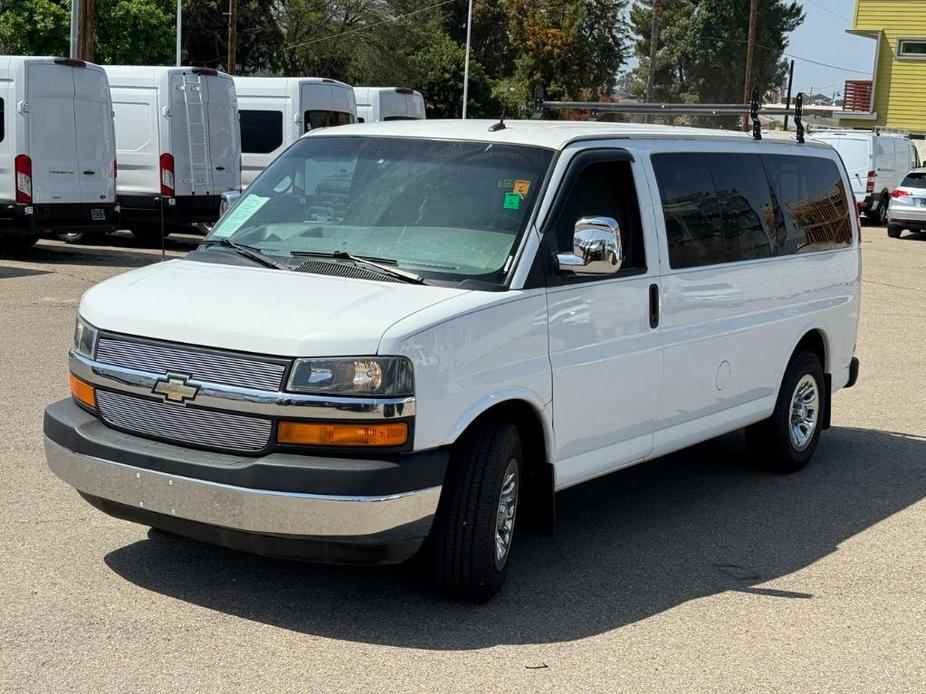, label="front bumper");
[44,399,446,564]
[887,205,926,229]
